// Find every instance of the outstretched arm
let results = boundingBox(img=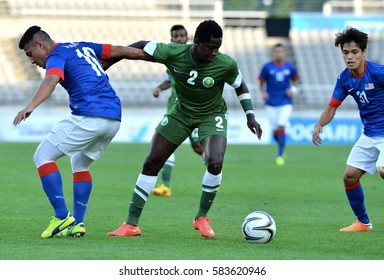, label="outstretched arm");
[13,74,60,125]
[109,45,155,61]
[312,105,337,146]
[101,41,156,70]
[235,81,262,140]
